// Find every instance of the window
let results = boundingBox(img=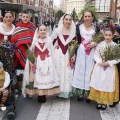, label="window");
[17,0,20,3]
[35,0,39,7]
